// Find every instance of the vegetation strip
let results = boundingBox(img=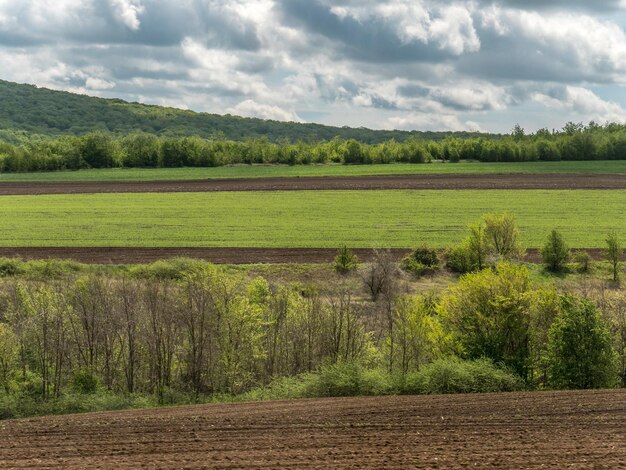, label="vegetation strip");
[3,173,626,195]
[0,247,619,265]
